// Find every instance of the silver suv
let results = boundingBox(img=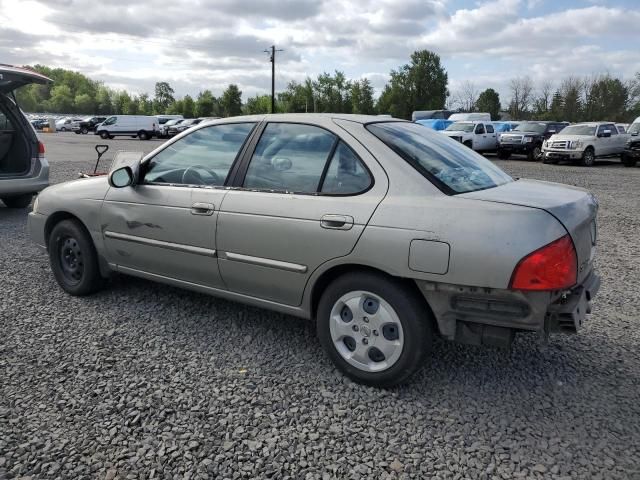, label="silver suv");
[0,65,51,208]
